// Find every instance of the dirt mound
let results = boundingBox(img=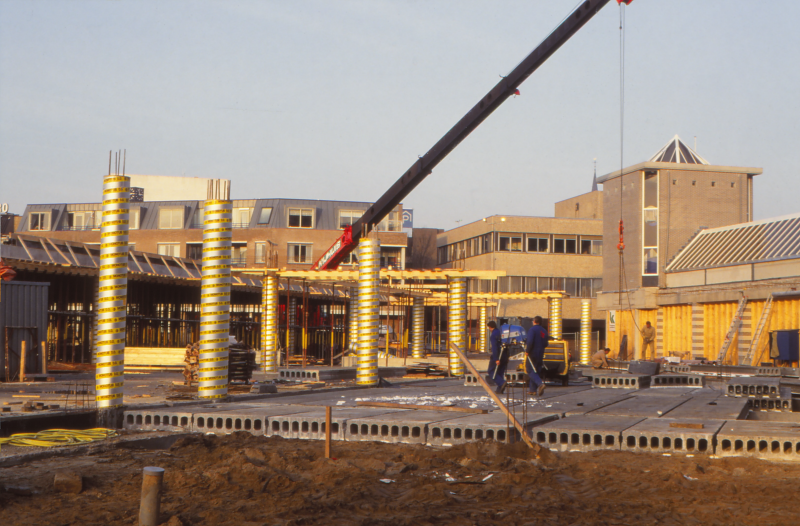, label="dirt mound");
[1,432,799,525]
